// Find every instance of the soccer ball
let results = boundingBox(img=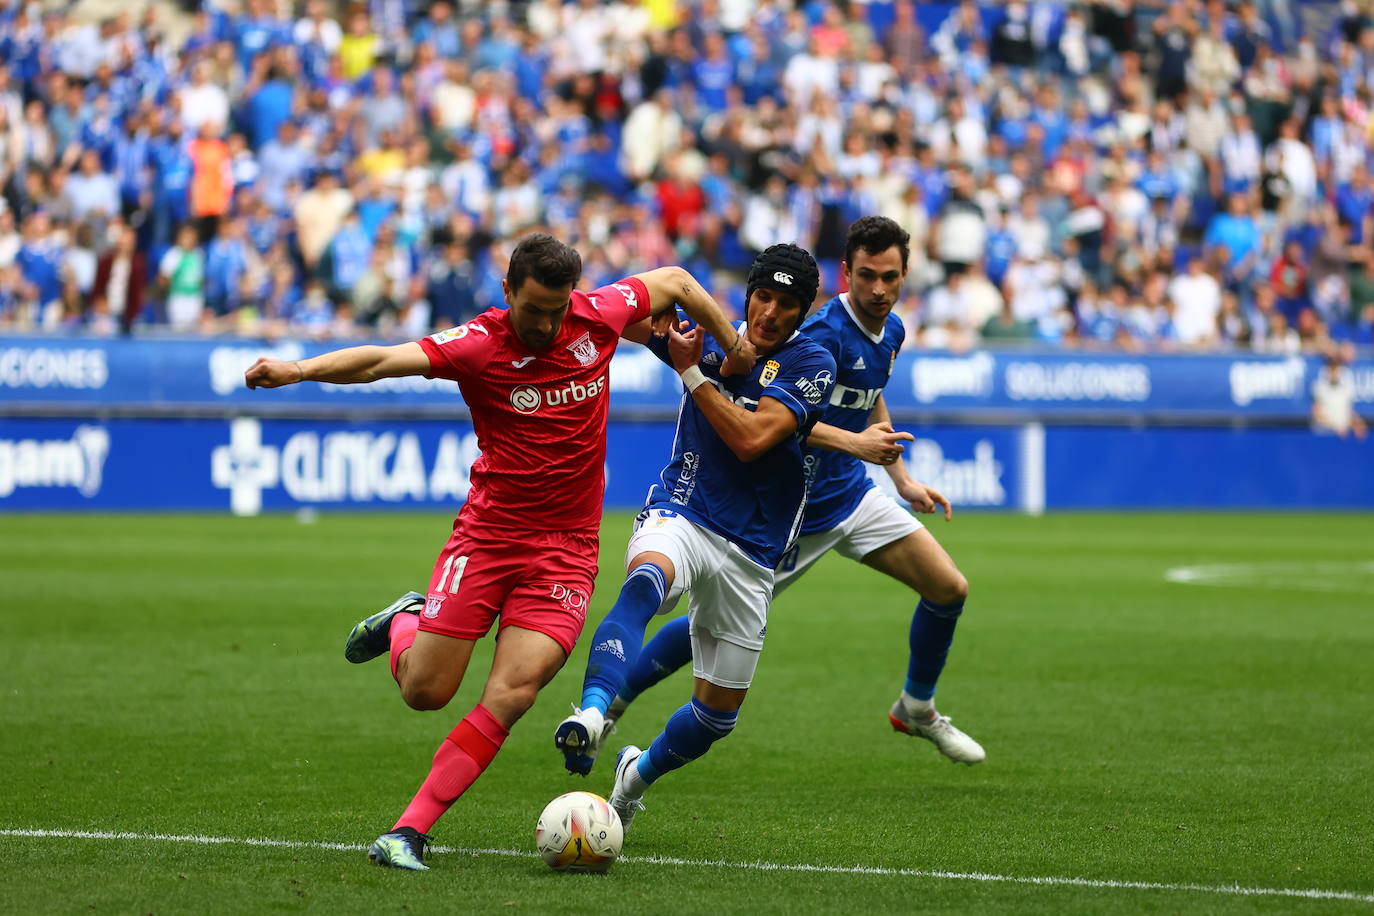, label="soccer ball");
[535,790,623,872]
